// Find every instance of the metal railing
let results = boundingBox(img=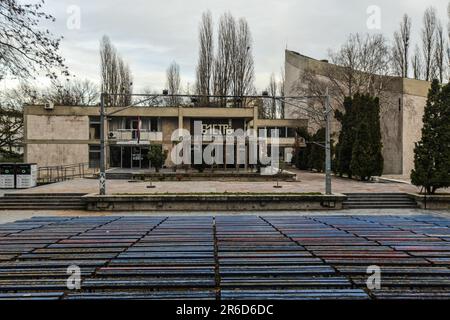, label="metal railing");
[37,162,98,184]
[108,130,163,141]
